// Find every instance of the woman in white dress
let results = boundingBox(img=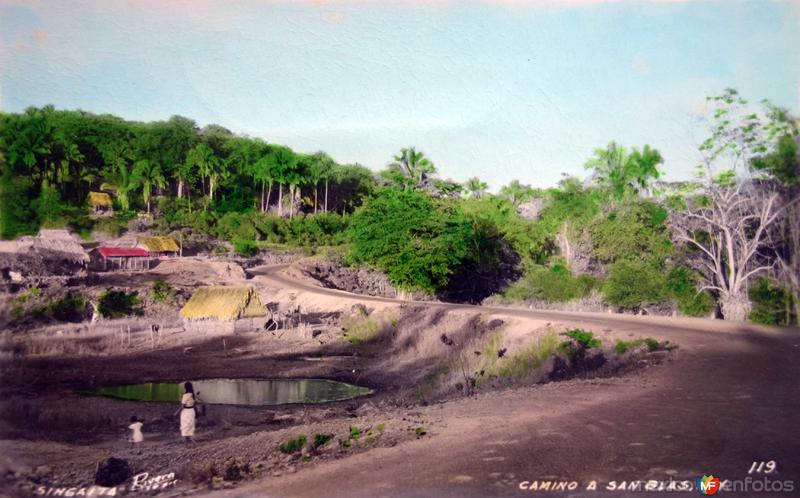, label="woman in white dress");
[174,381,196,443]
